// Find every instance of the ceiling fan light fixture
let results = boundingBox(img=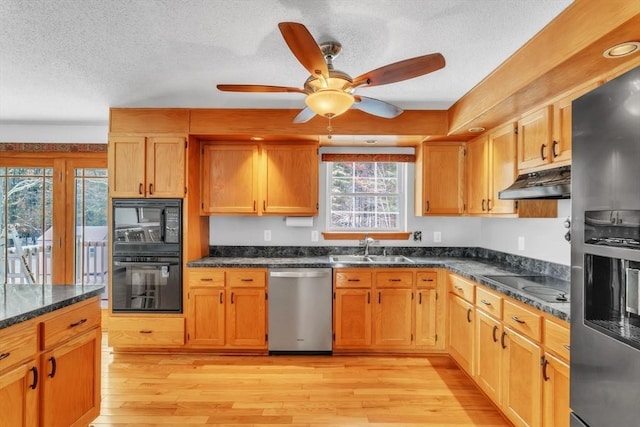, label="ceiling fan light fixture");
[305,89,355,118]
